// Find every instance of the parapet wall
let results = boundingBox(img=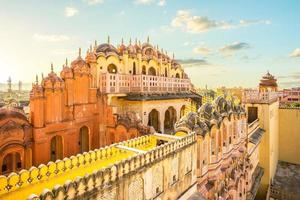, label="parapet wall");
[0,133,197,200]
